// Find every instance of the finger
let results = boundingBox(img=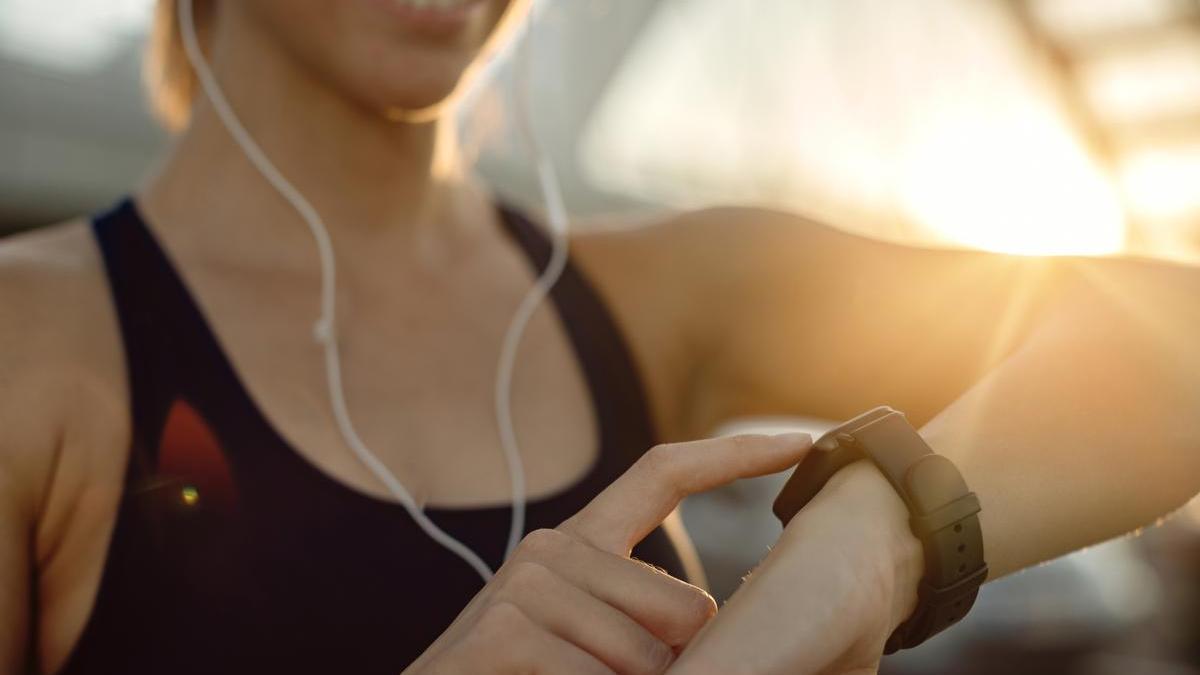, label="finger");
[496,561,673,675]
[562,432,812,554]
[466,601,616,675]
[513,528,715,649]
